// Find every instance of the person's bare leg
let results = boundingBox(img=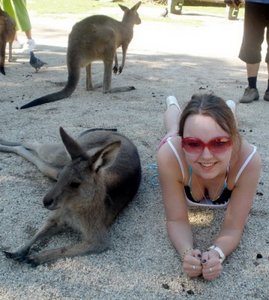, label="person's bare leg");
[225,100,237,127]
[164,96,181,135]
[25,30,32,40]
[246,63,260,77]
